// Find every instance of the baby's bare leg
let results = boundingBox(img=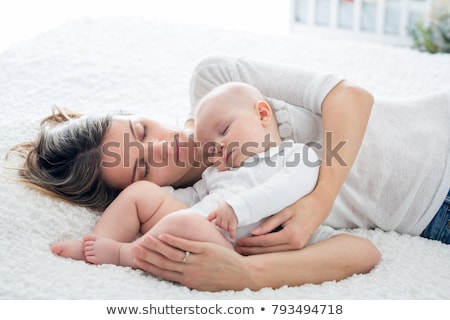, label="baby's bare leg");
[52,181,187,262]
[92,181,158,242]
[51,182,145,261]
[149,210,233,249]
[82,182,189,266]
[84,210,232,268]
